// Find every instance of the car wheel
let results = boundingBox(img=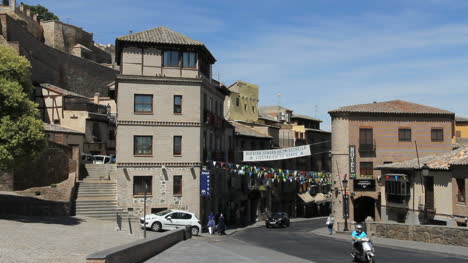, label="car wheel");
[266,224,270,228]
[151,222,162,232]
[191,226,200,236]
